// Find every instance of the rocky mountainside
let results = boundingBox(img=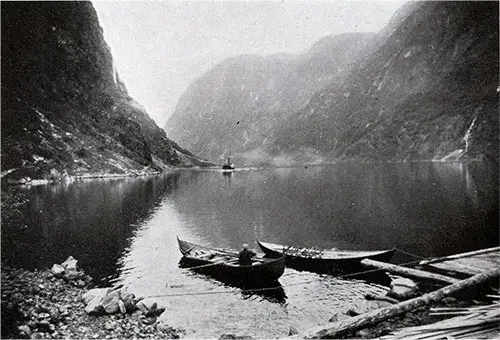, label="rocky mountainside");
[166,1,498,166]
[1,2,209,183]
[270,1,498,163]
[165,33,374,165]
